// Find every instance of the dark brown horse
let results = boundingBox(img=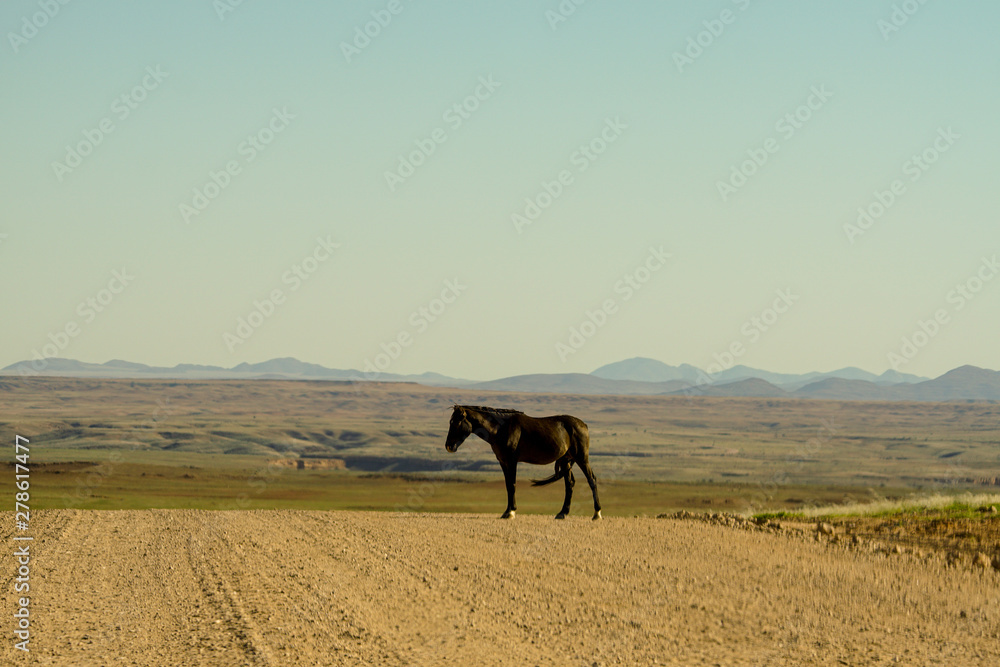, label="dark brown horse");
[445,405,601,520]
